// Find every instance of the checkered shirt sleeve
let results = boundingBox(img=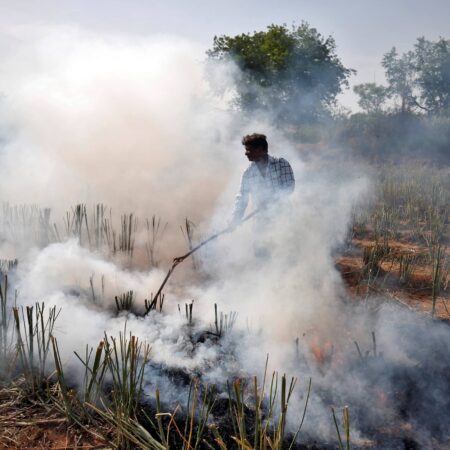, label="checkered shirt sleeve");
[273,157,295,192]
[232,168,251,221]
